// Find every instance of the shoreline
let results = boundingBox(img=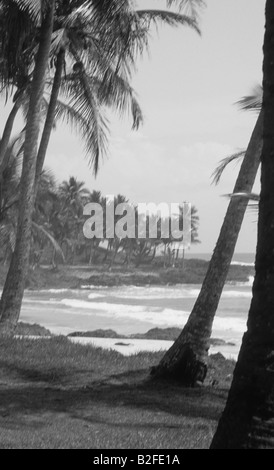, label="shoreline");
[16,323,239,360]
[0,261,255,290]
